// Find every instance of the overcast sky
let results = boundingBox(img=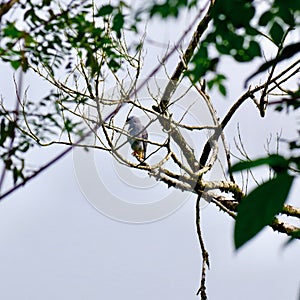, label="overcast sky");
[0,2,300,300]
